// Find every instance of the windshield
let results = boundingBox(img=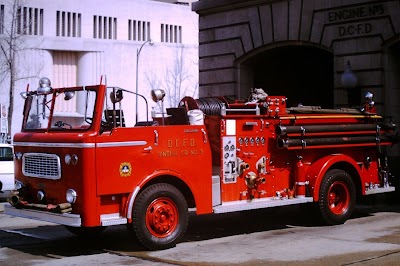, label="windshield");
[23,88,97,131]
